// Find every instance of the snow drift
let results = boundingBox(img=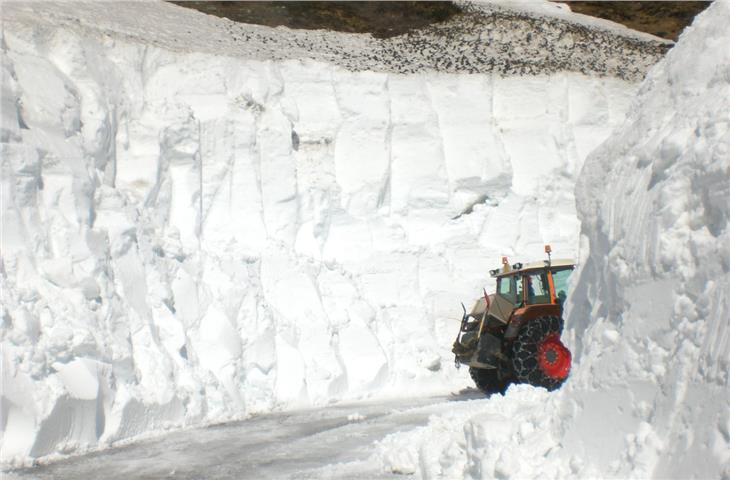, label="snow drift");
[2,0,664,467]
[374,2,730,478]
